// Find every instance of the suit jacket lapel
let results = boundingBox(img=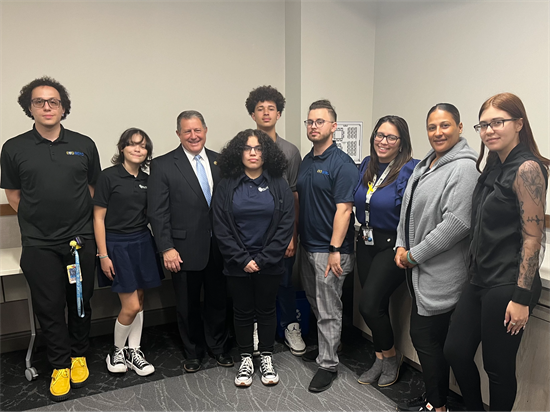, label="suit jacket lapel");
[173,146,207,205]
[206,148,220,191]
